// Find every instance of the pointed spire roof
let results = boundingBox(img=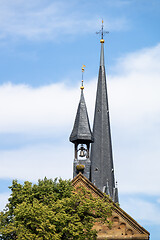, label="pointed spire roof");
[91,22,118,201]
[113,182,119,203]
[70,88,93,143]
